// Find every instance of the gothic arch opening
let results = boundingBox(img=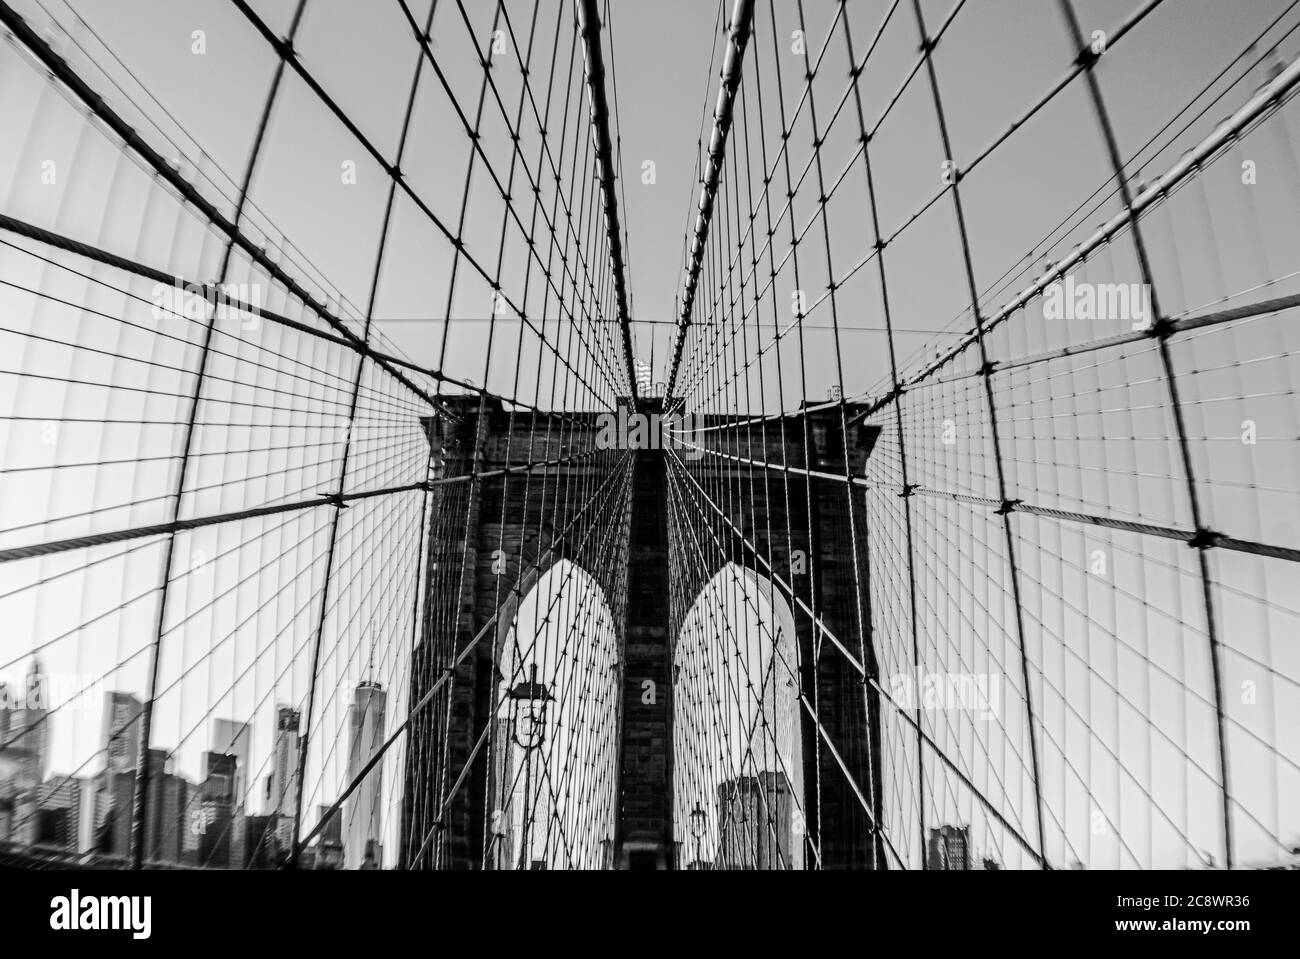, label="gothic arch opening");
[488,559,619,869]
[673,563,804,869]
